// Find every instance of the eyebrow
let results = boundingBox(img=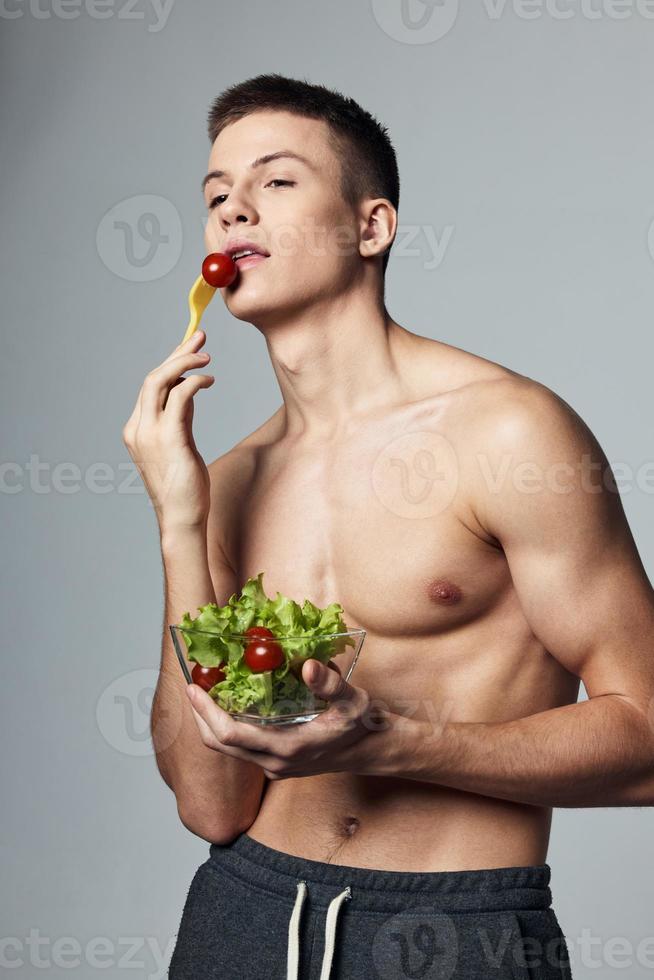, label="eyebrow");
[201,150,314,193]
